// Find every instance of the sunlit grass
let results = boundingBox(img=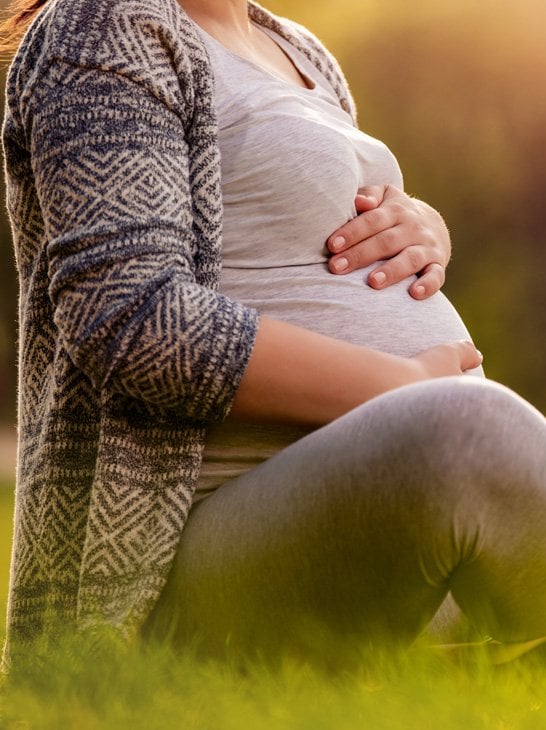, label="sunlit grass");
[1,480,546,729]
[0,481,13,645]
[2,626,546,730]
[3,640,546,729]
